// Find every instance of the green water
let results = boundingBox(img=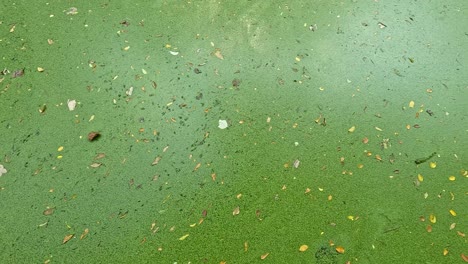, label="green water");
[0,1,466,263]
